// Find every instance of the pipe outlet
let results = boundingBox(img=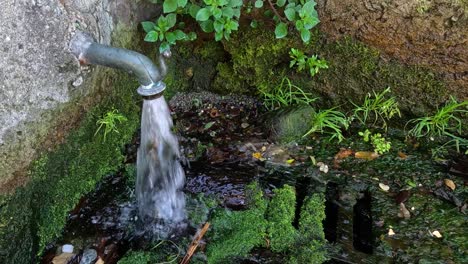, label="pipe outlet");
[70,31,170,97]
